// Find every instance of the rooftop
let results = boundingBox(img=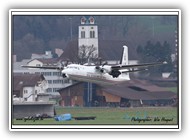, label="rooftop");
[58,79,177,100]
[27,58,62,66]
[13,73,45,91]
[100,79,176,100]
